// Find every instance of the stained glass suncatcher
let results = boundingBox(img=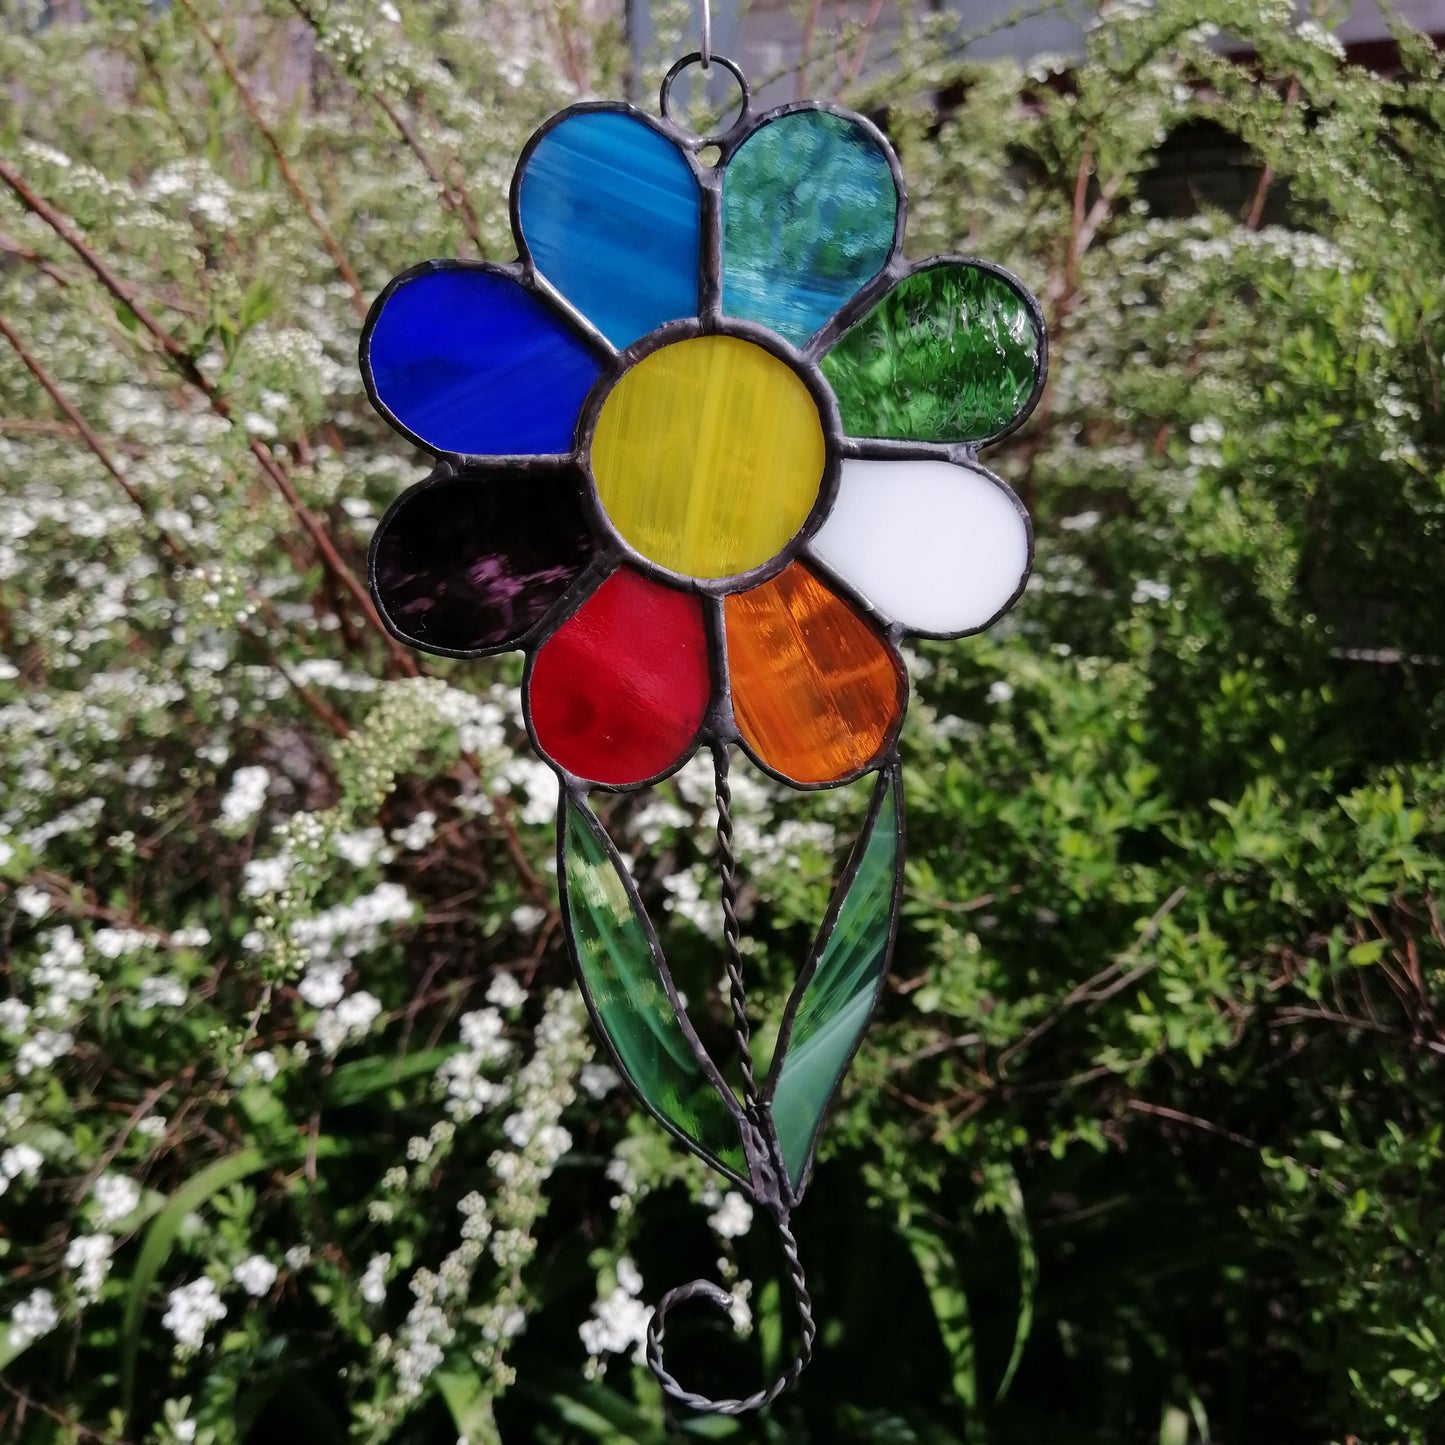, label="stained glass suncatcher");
[361,49,1045,1414]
